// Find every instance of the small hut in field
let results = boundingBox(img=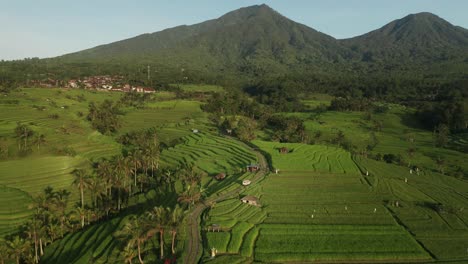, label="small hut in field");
[279,147,289,154]
[214,173,226,181]
[241,195,260,206]
[242,179,251,186]
[246,164,260,172]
